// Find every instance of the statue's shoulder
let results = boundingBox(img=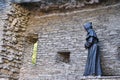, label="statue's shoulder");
[88,29,97,38]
